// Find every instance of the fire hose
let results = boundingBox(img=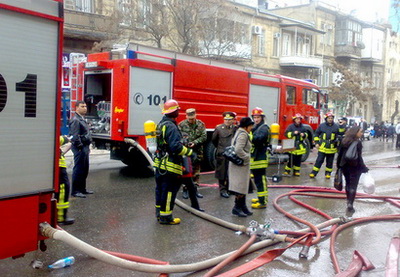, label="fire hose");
[38,140,400,275]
